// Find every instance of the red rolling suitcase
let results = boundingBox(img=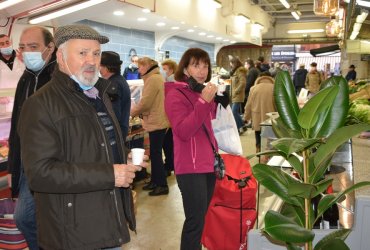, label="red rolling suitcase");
[202,154,257,250]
